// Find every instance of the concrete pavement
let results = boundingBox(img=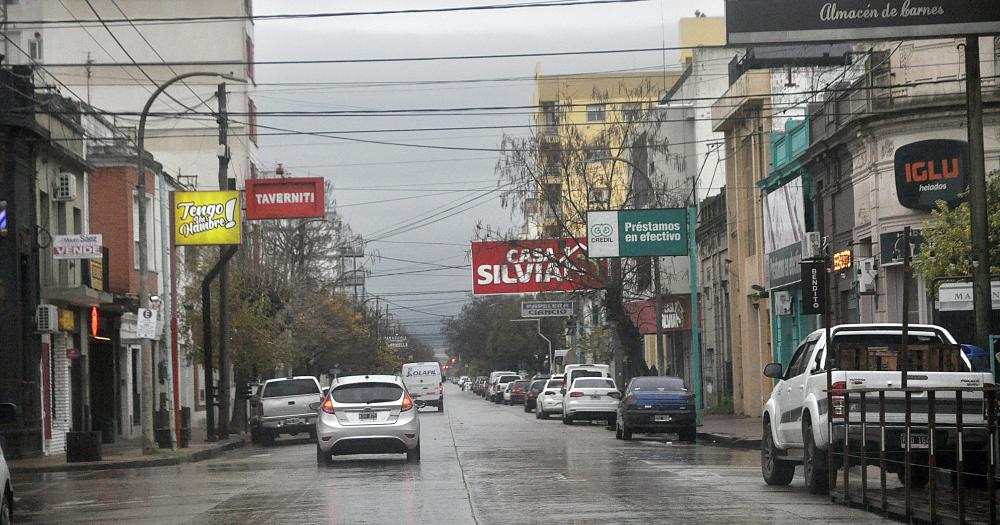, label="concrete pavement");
[11,384,891,524]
